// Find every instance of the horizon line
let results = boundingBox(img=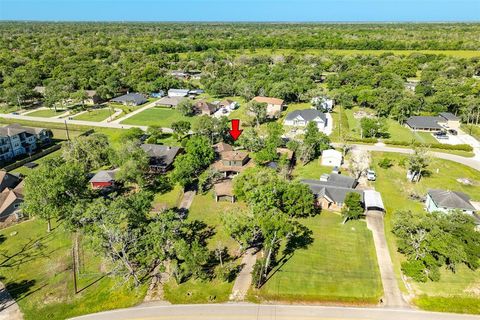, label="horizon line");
[1,20,480,24]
